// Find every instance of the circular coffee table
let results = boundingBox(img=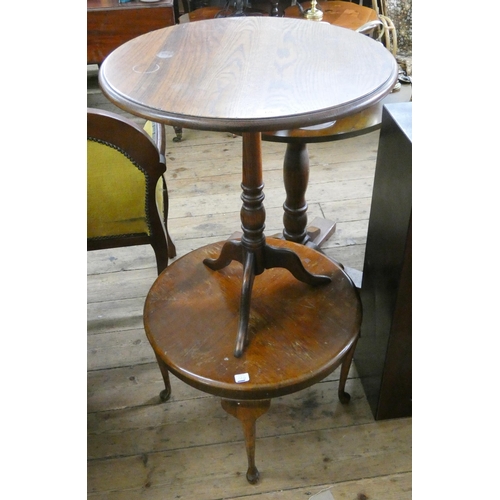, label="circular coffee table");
[144,238,362,483]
